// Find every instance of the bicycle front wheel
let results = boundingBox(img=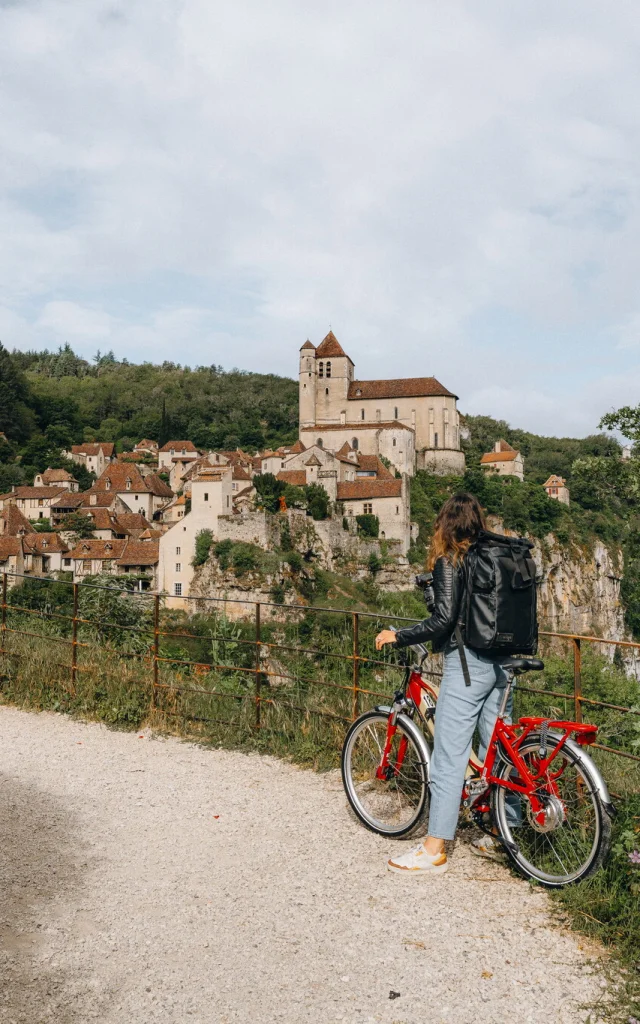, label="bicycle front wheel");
[341,710,429,838]
[492,737,612,887]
